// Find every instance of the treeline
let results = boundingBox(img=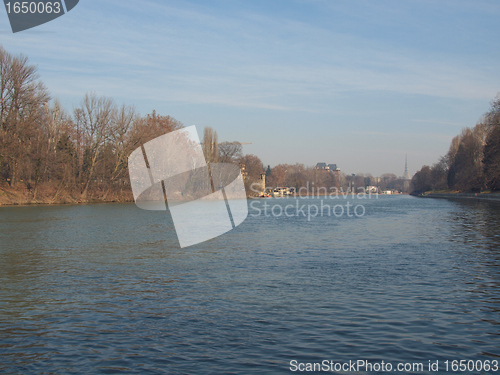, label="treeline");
[0,46,264,204]
[411,95,500,194]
